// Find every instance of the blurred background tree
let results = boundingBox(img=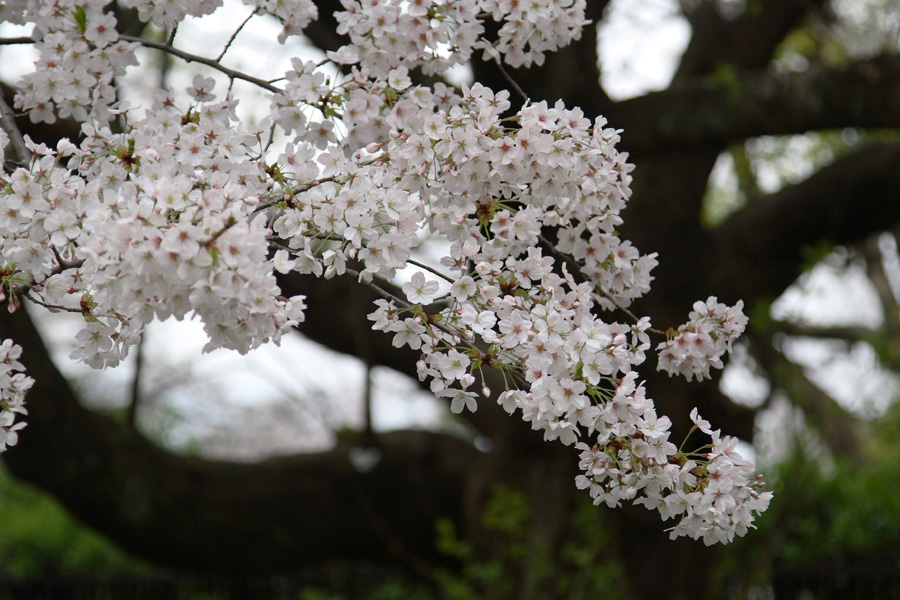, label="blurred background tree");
[2,0,900,598]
